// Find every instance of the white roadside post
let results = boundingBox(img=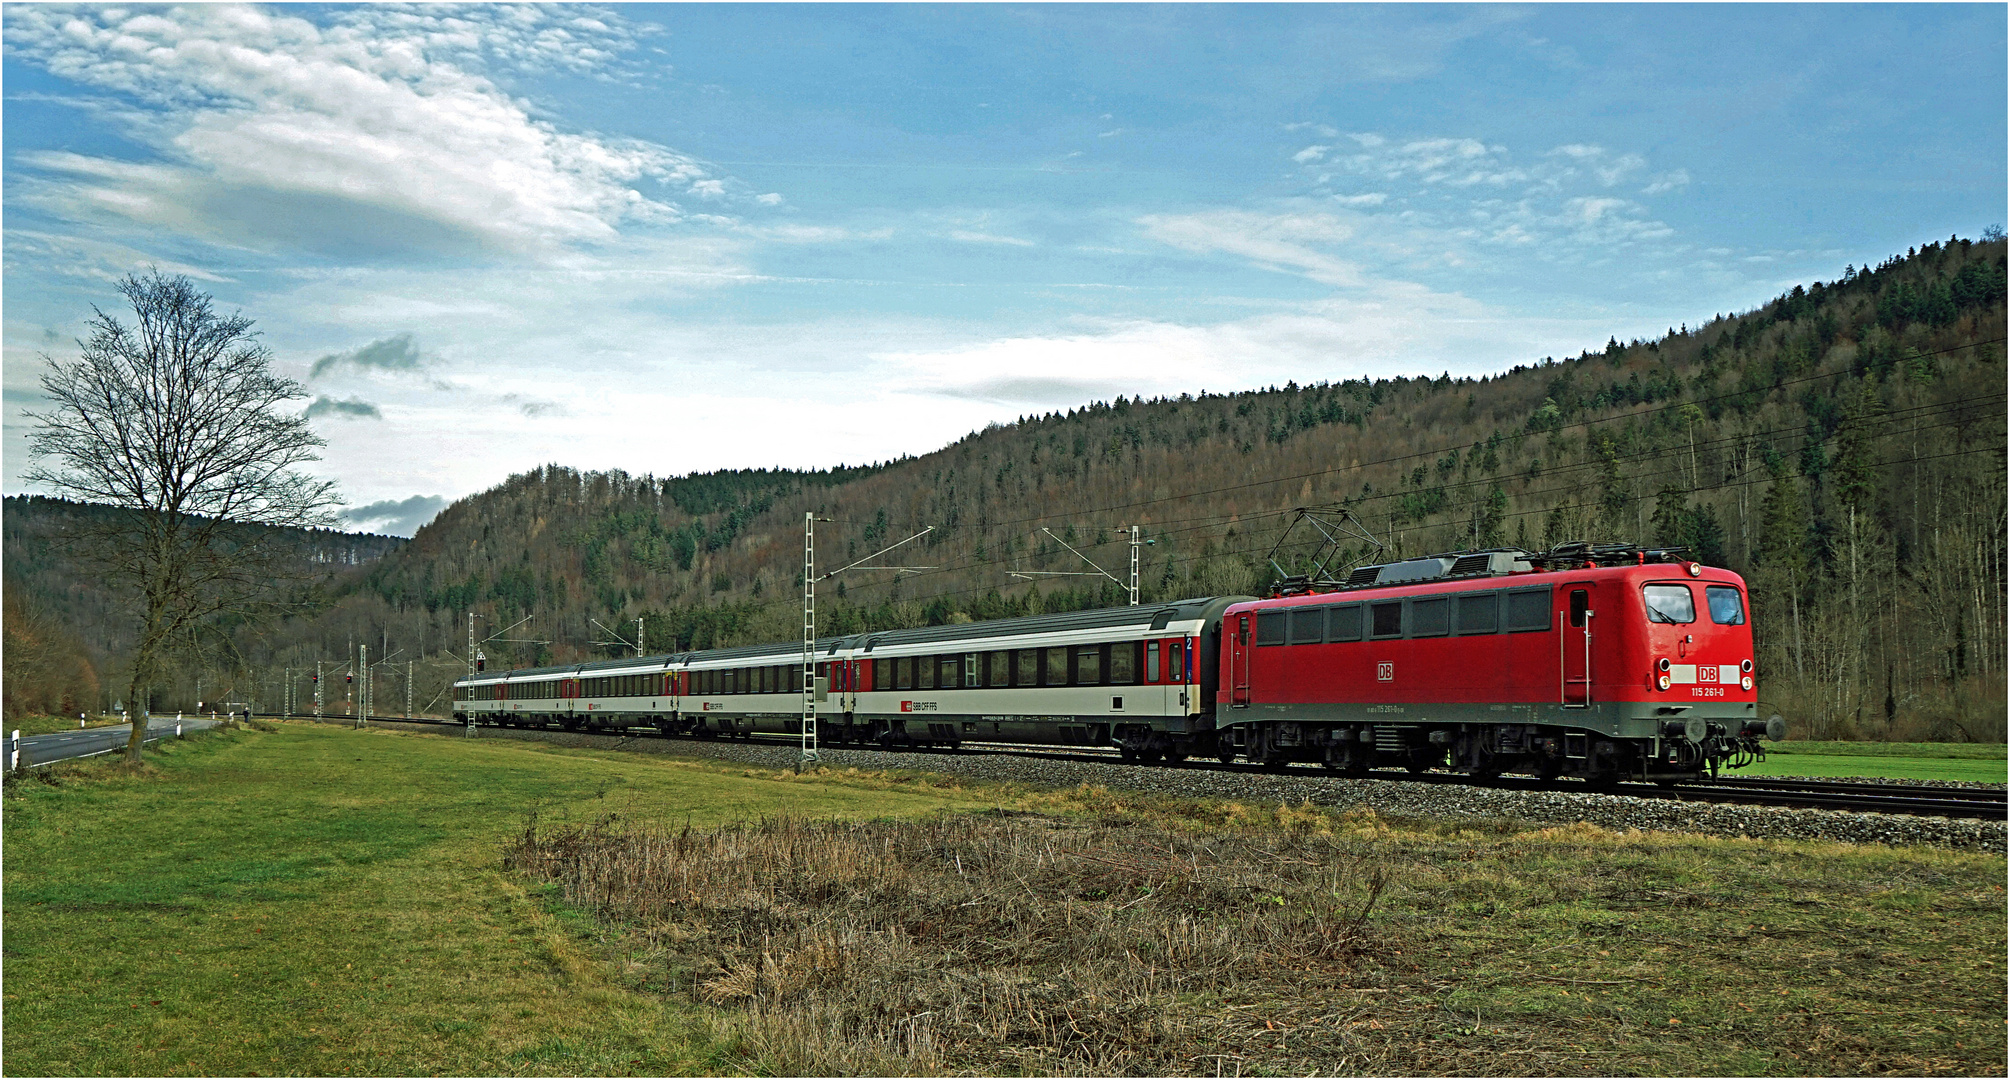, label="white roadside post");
[9,730,18,773]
